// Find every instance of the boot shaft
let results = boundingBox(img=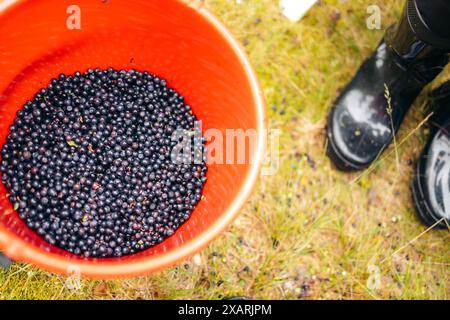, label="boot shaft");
[384,1,449,85]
